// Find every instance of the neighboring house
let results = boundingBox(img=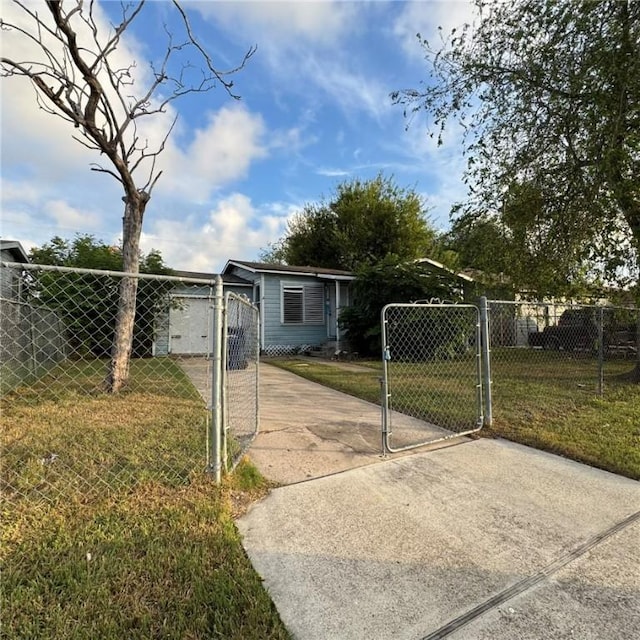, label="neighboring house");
[0,240,30,301]
[1,240,68,392]
[415,258,477,301]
